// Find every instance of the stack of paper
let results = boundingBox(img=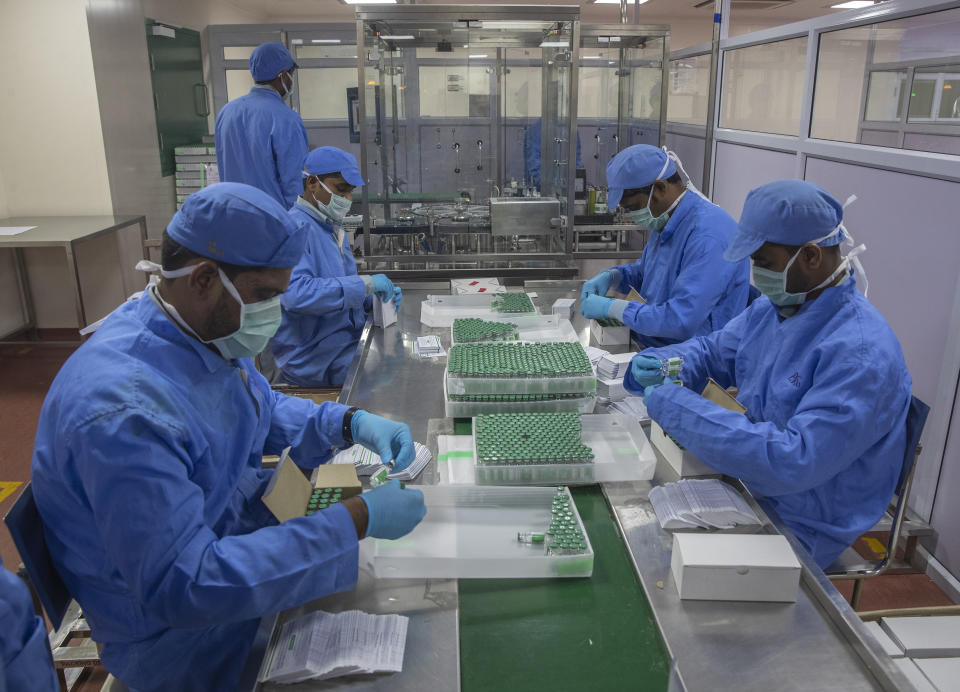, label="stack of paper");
[649,479,761,530]
[585,346,609,368]
[415,335,445,358]
[598,377,626,401]
[597,352,636,379]
[333,442,432,482]
[608,396,650,422]
[373,295,397,328]
[261,609,408,684]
